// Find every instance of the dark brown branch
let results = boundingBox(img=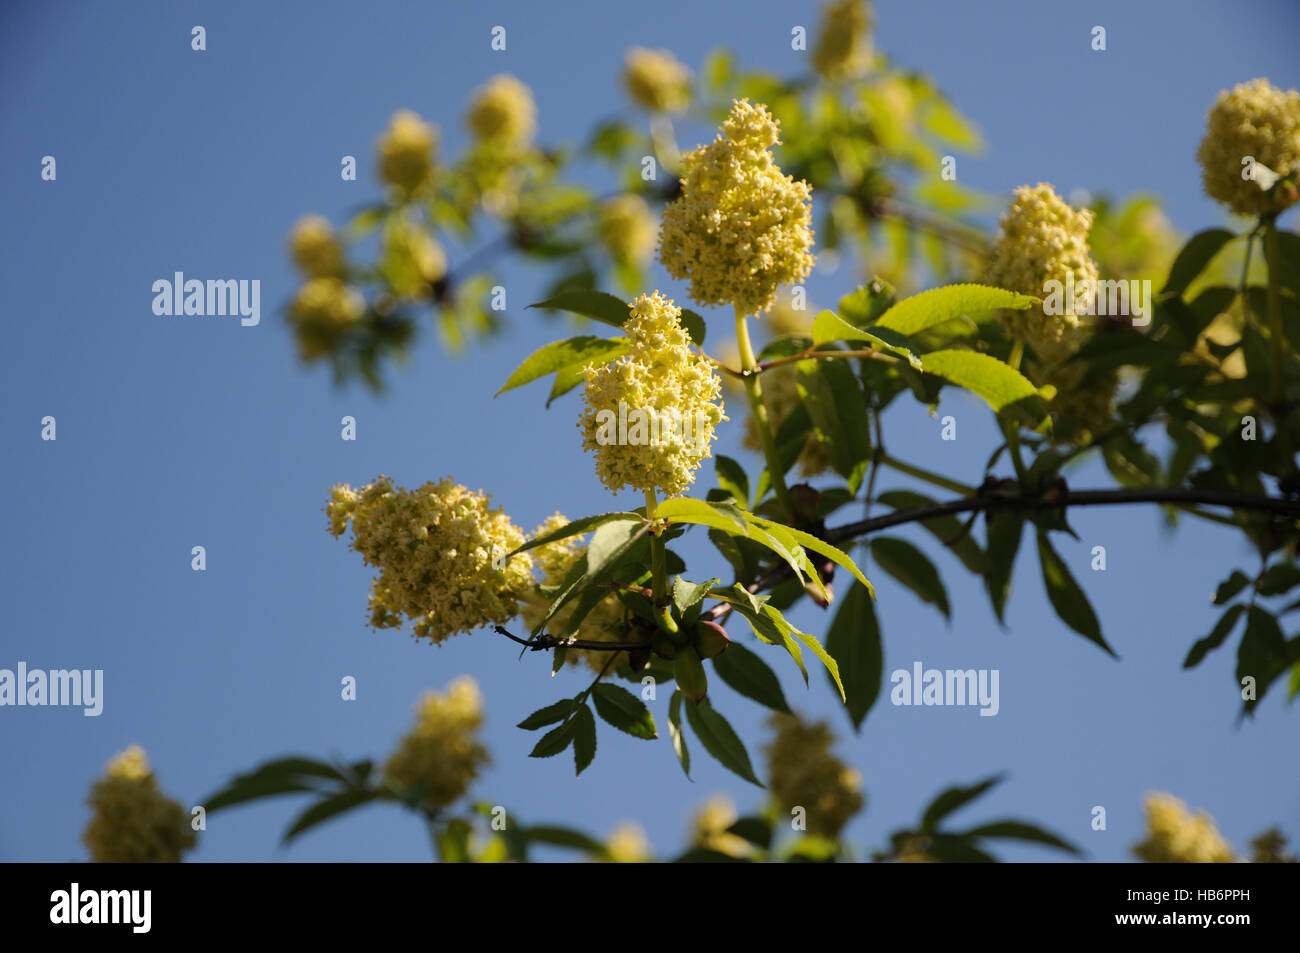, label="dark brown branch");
[702,487,1300,624]
[492,625,650,653]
